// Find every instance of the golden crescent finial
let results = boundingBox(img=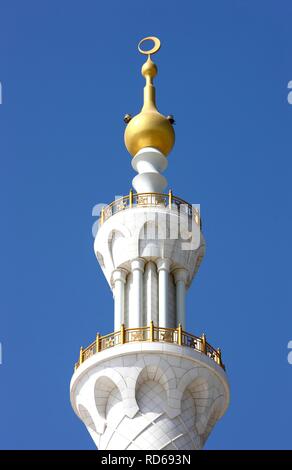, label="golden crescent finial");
[138,36,161,56]
[124,36,175,157]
